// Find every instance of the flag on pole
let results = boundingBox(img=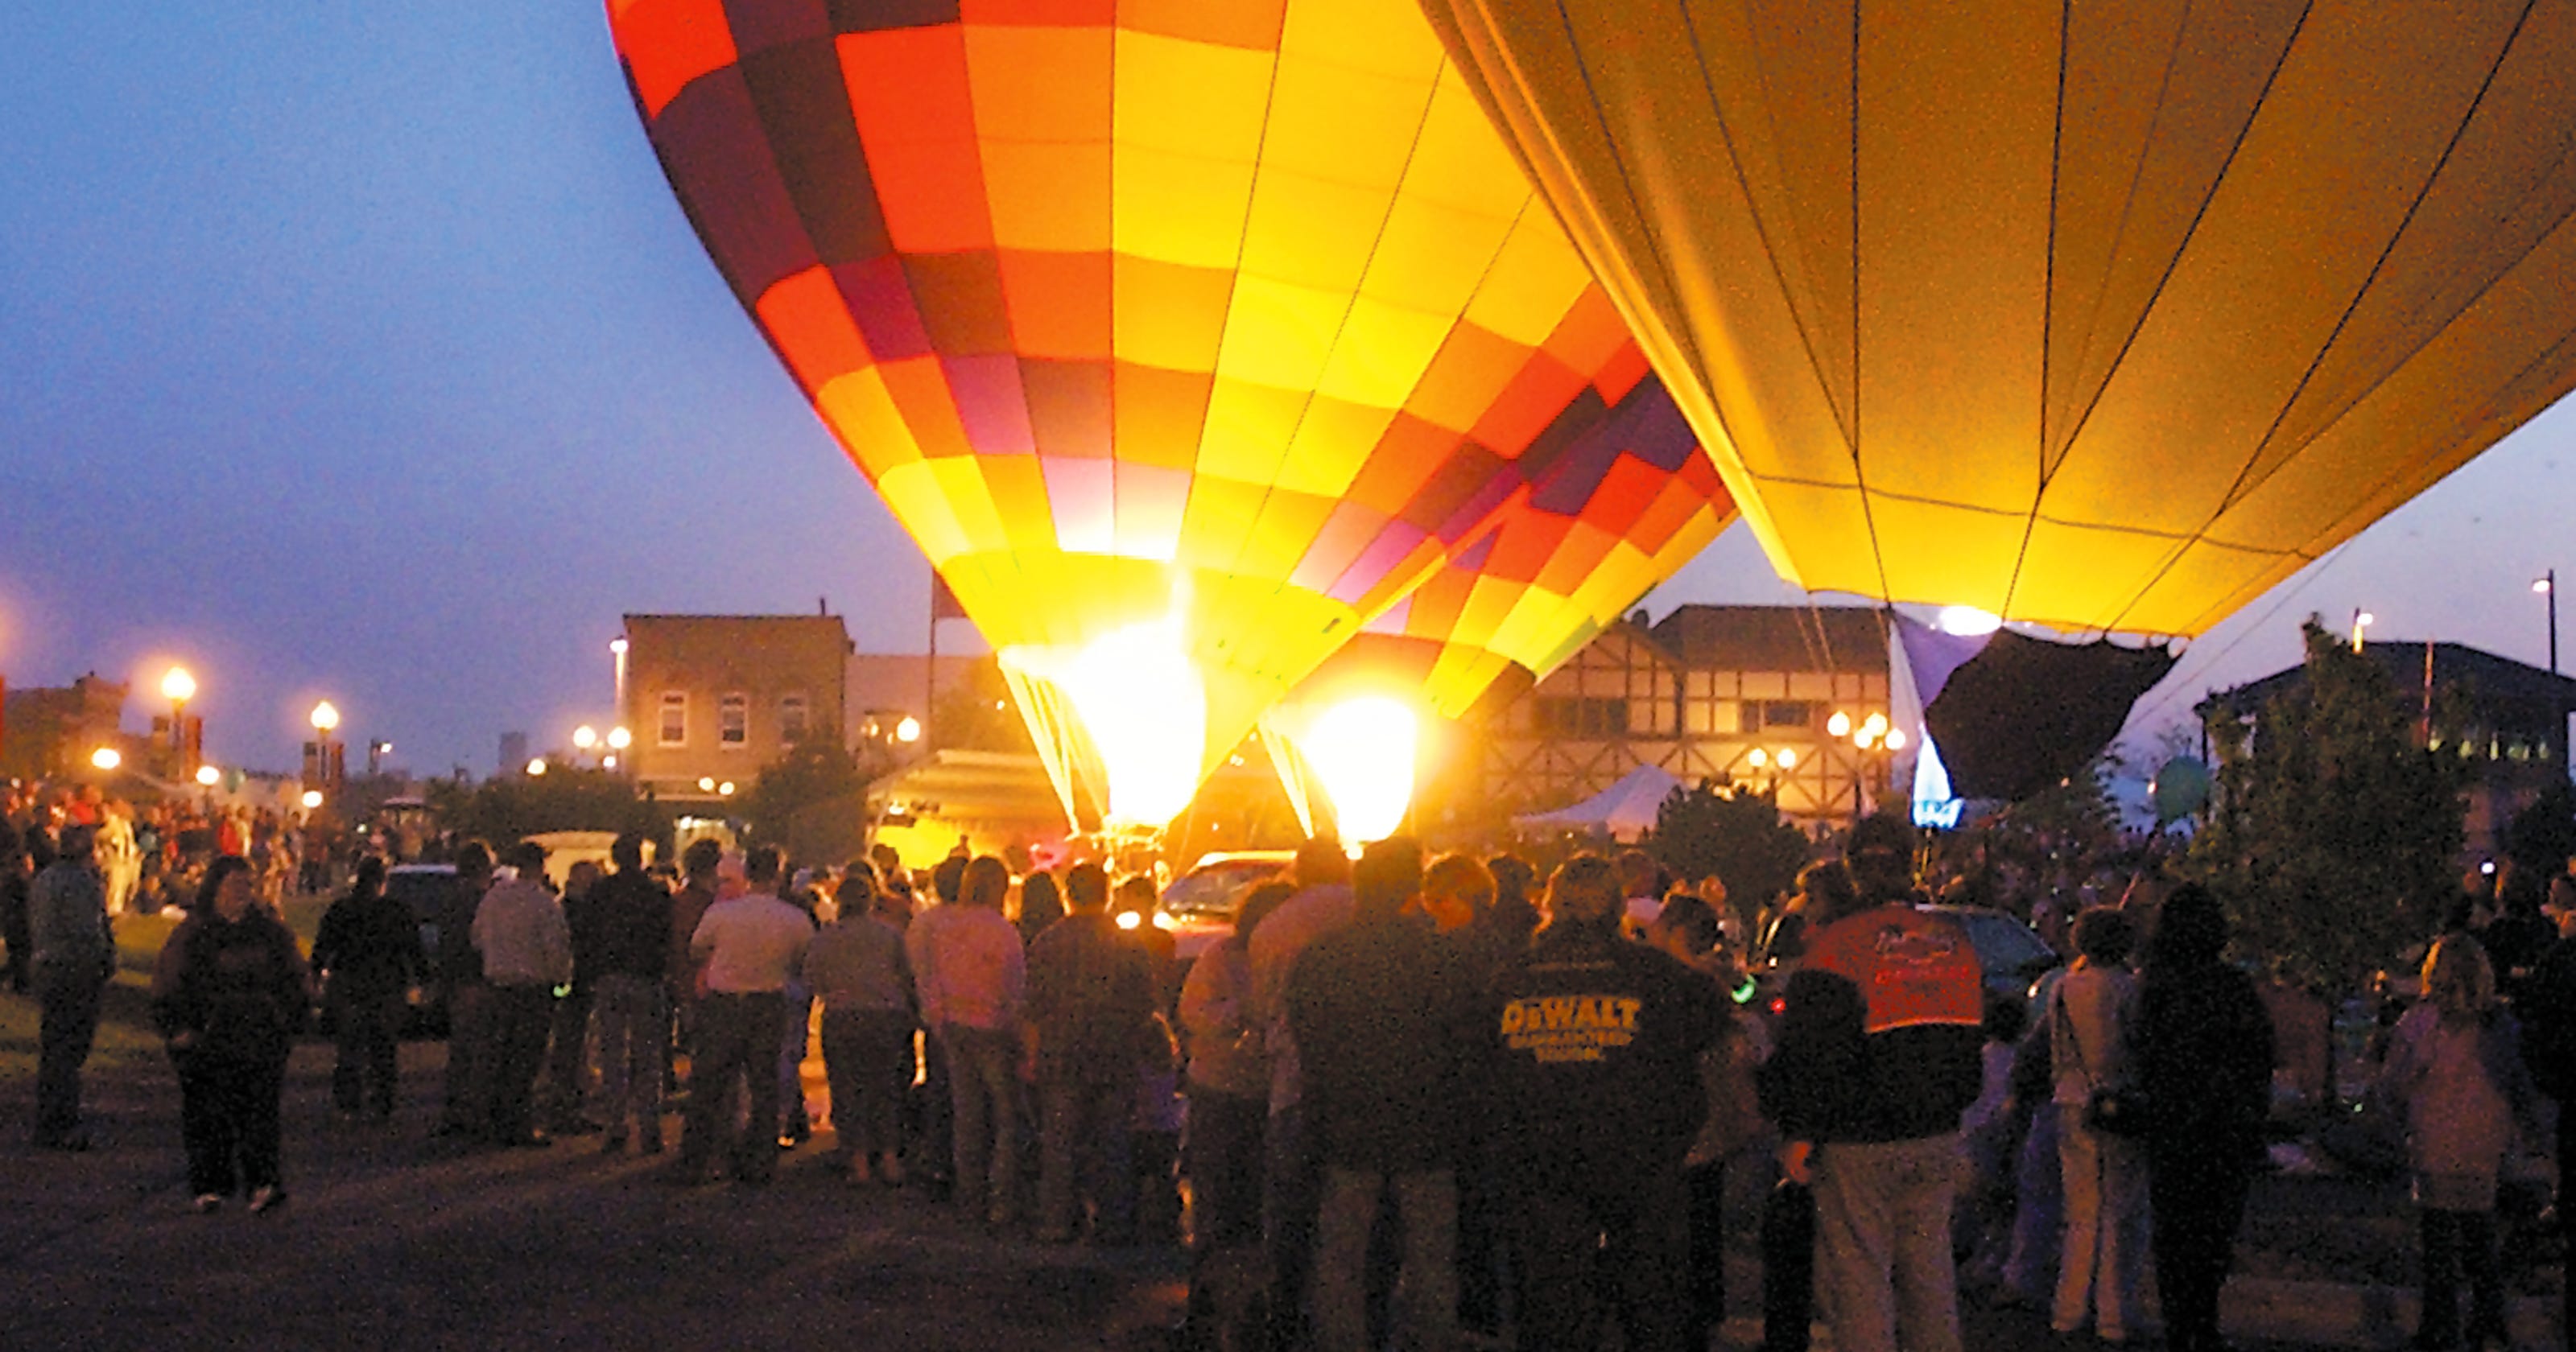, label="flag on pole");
[931,572,967,622]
